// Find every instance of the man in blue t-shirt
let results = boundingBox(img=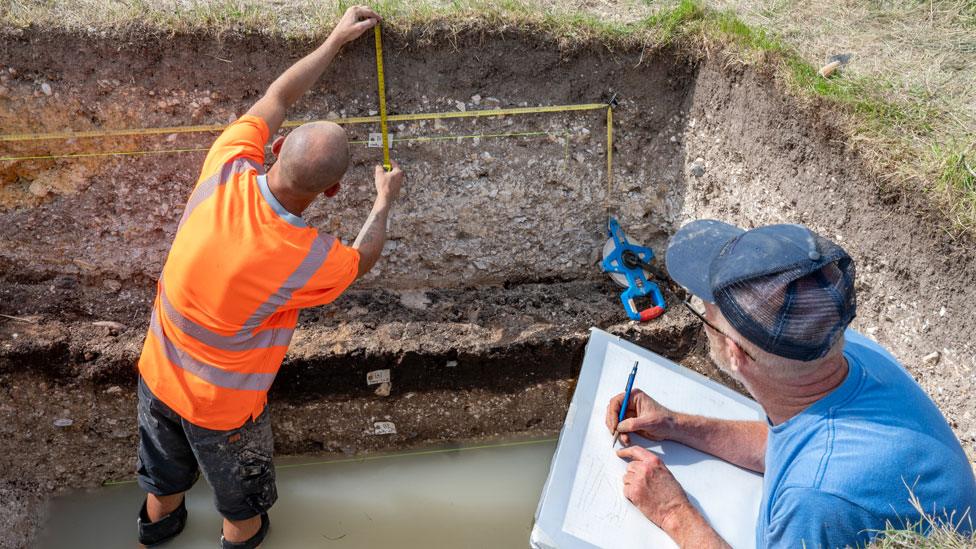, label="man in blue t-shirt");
[606,220,976,548]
